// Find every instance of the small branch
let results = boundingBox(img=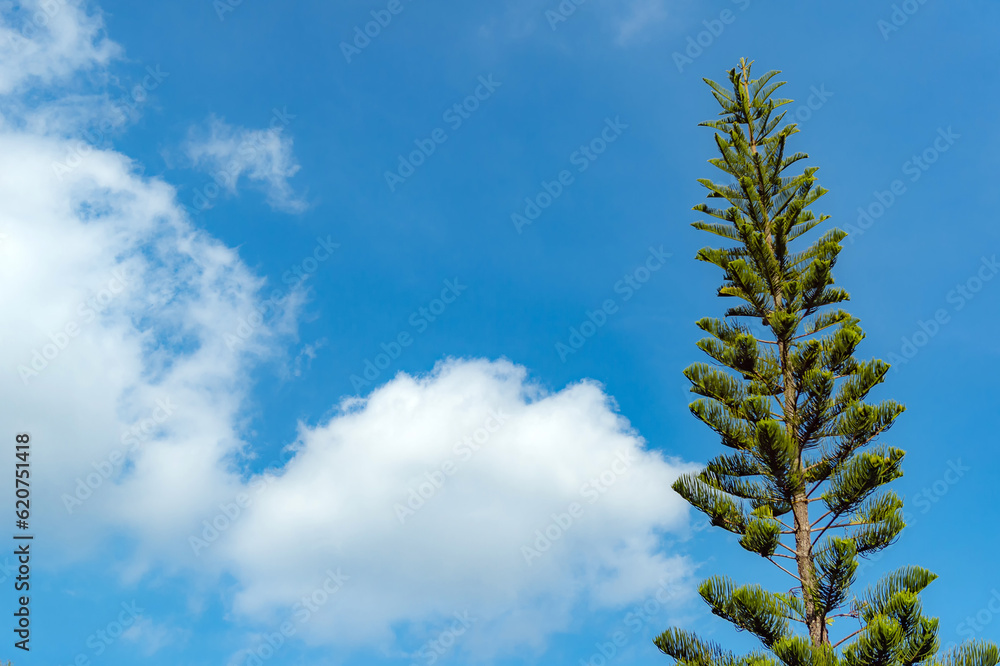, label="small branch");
[767,557,803,583]
[827,521,879,530]
[777,541,797,556]
[810,510,833,529]
[791,325,837,340]
[832,627,866,649]
[812,509,846,546]
[805,428,891,498]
